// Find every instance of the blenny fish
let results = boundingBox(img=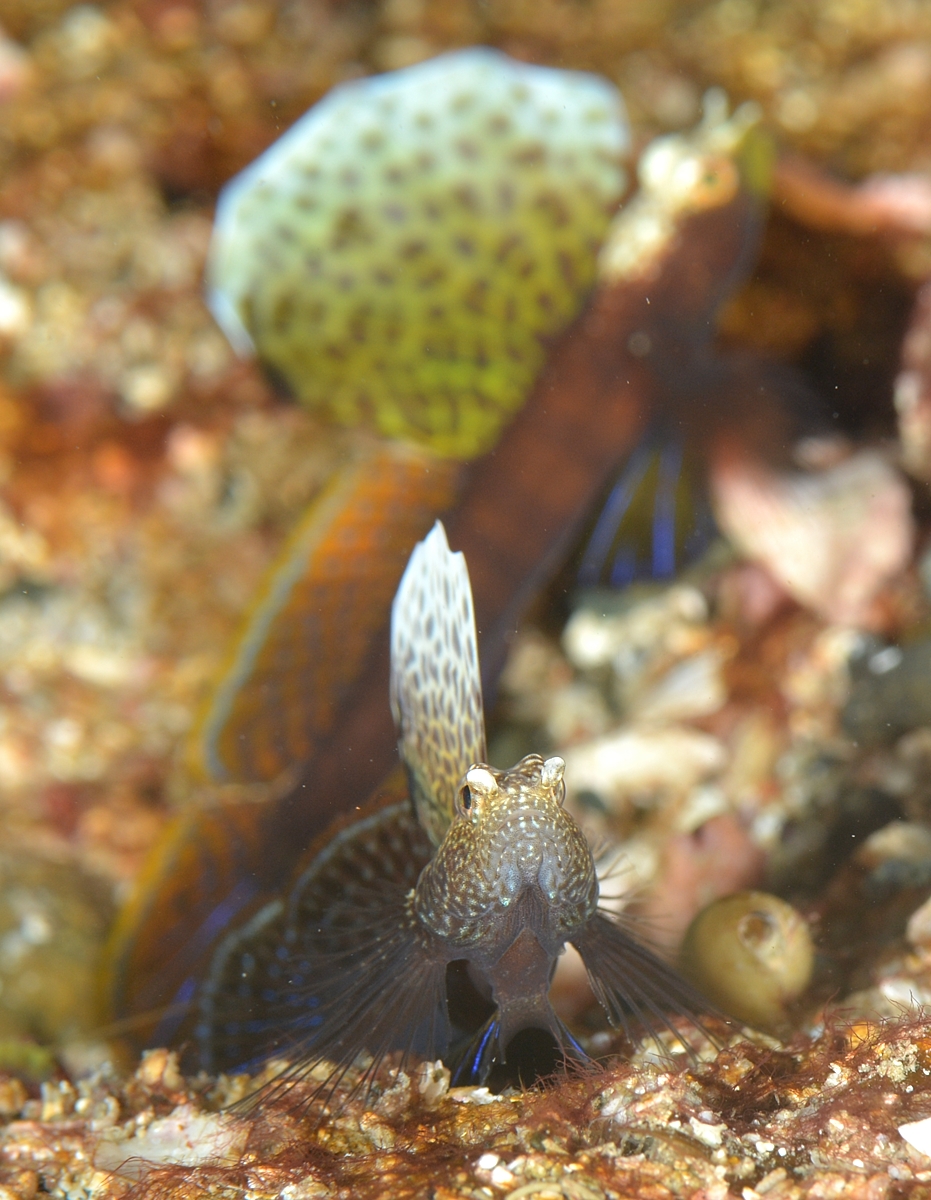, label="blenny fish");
[197,522,706,1090]
[105,55,771,1053]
